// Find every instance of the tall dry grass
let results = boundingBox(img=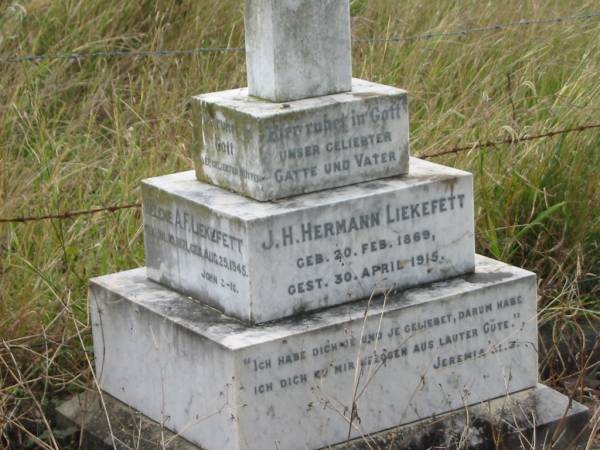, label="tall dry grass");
[1,0,599,448]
